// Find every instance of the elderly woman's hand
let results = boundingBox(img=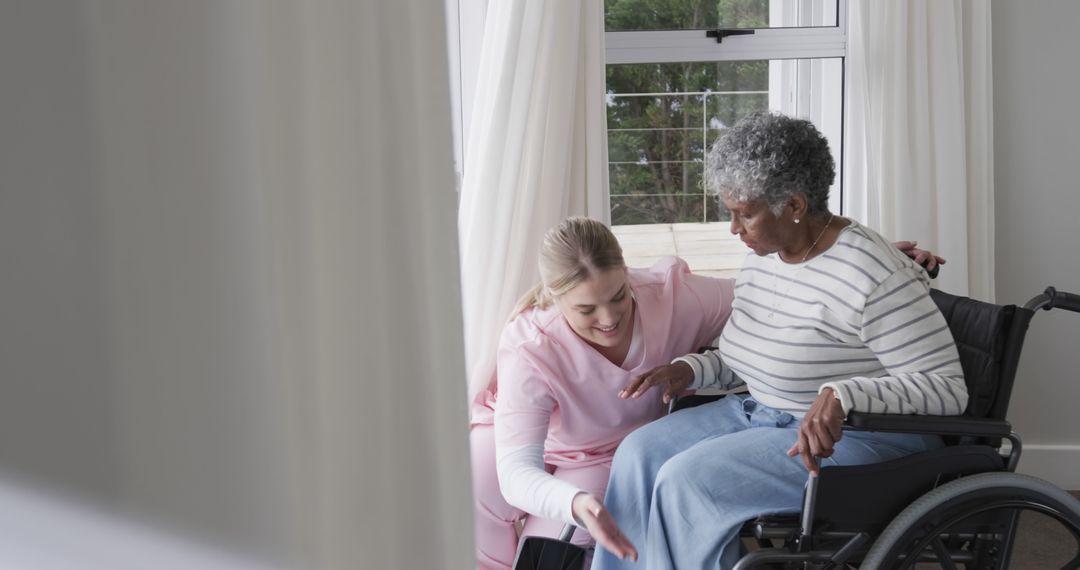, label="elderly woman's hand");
[571,492,637,562]
[618,361,694,404]
[787,388,845,474]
